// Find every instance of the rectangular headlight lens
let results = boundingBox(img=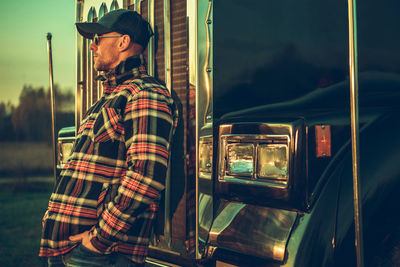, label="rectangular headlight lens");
[227,143,254,176]
[58,141,74,166]
[199,137,213,175]
[257,144,288,180]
